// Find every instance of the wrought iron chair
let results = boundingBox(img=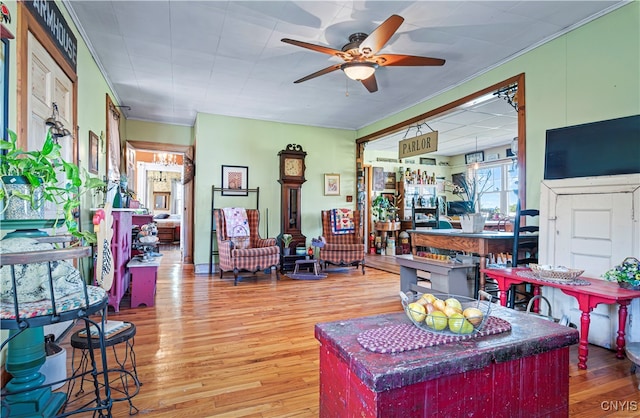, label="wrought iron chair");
[319,209,365,274]
[214,209,280,285]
